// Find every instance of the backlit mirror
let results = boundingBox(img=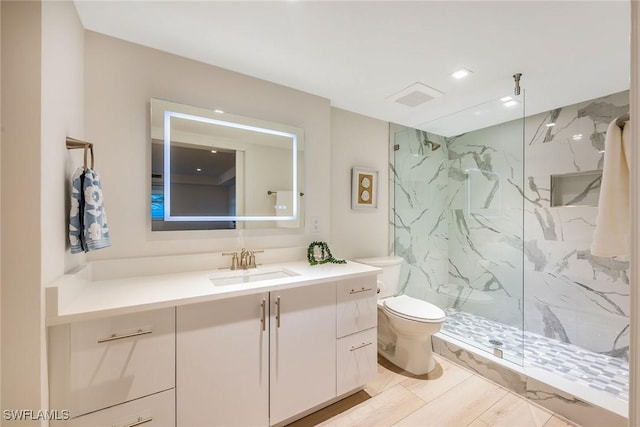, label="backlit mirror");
[150,98,304,231]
